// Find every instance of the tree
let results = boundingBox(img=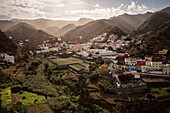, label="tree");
[108,46,113,51]
[77,75,90,99]
[44,63,49,72]
[95,52,100,54]
[23,52,29,60]
[113,103,129,113]
[88,53,93,57]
